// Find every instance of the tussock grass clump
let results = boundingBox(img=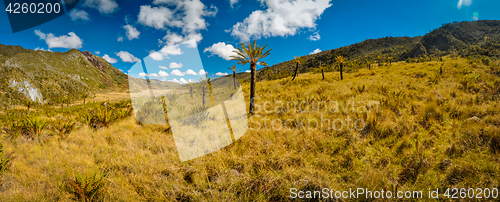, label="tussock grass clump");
[66,171,106,202]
